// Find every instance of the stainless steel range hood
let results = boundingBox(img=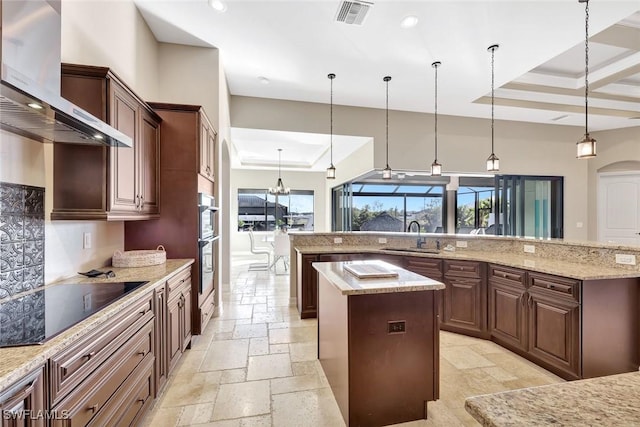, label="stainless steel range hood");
[0,0,132,147]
